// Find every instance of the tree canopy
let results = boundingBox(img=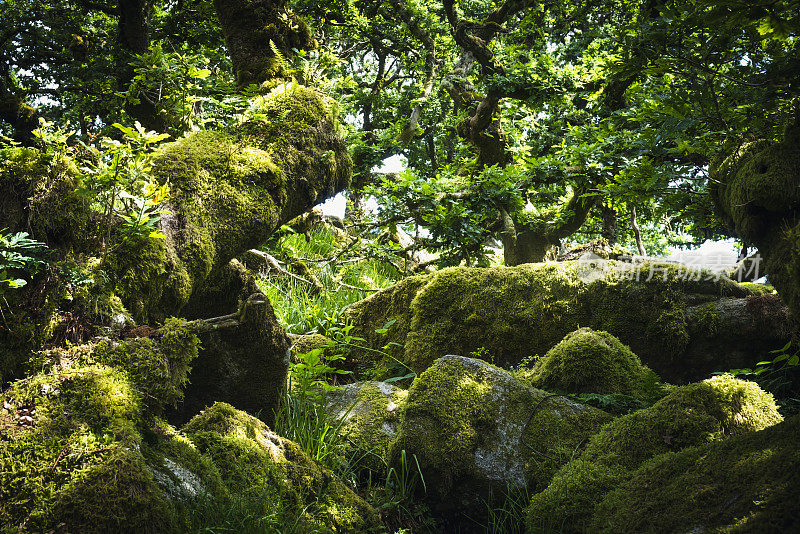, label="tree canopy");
[1,0,798,264]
